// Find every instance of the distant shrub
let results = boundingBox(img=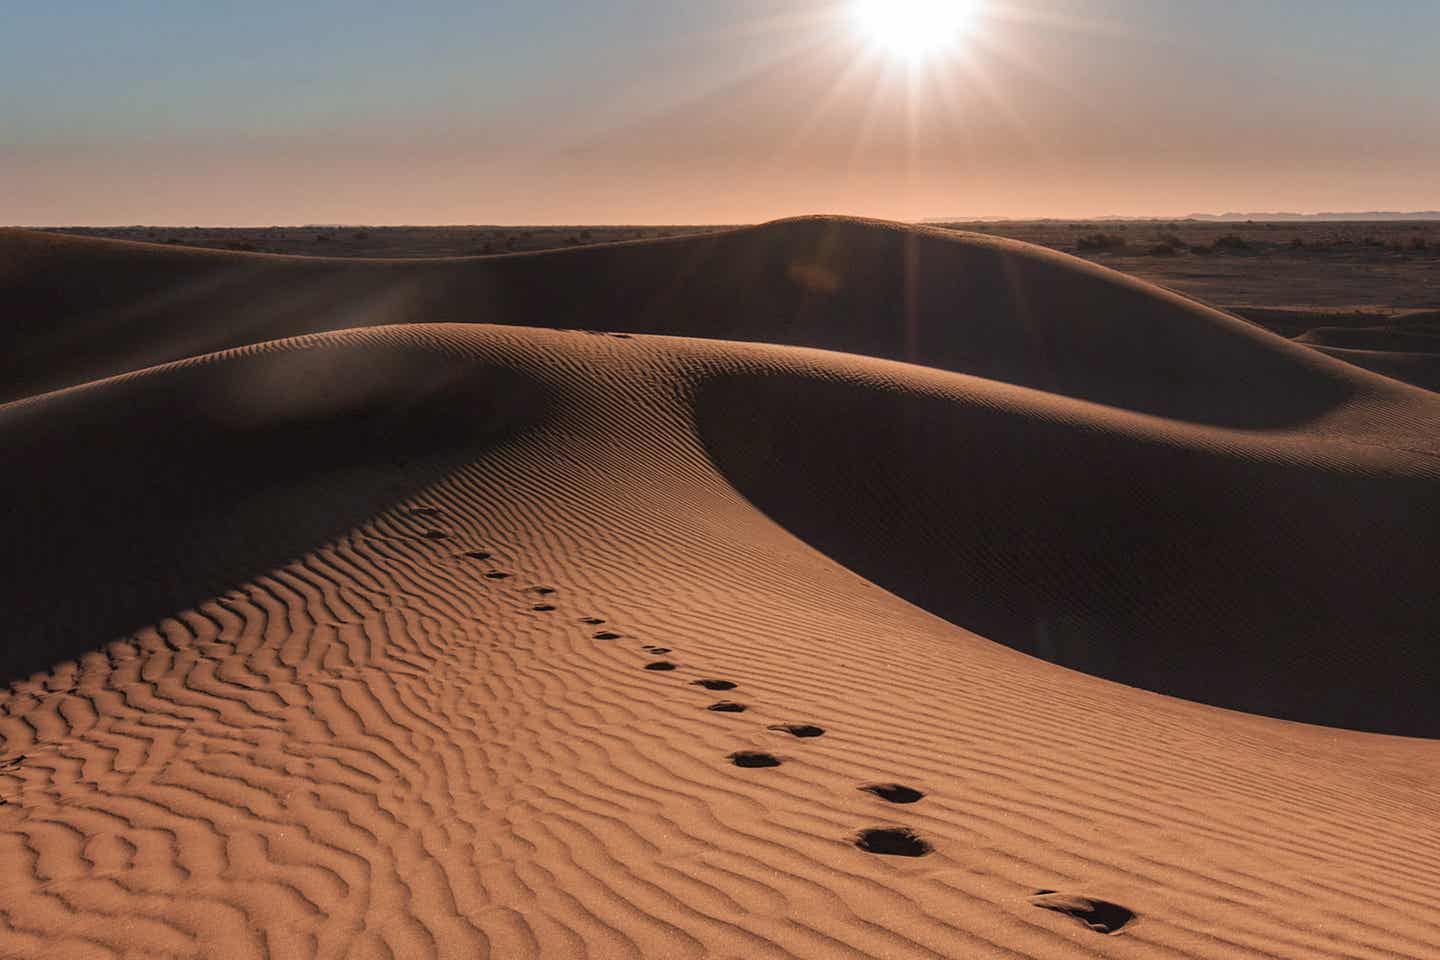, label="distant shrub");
[1156,232,1183,247]
[1148,242,1180,257]
[231,242,258,252]
[1076,232,1127,252]
[1211,234,1251,252]
[353,230,369,240]
[1290,237,1306,249]
[314,233,331,242]
[579,229,593,240]
[1412,236,1429,251]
